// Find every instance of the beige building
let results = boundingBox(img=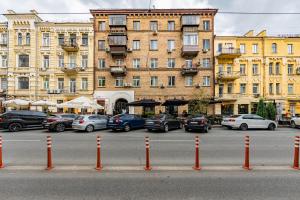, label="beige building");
[0,22,8,112]
[3,10,94,112]
[91,9,217,115]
